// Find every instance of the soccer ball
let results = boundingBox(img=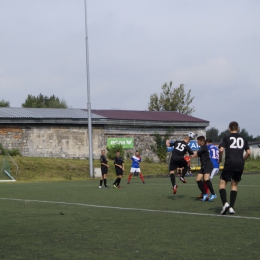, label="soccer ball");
[188,132,196,140]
